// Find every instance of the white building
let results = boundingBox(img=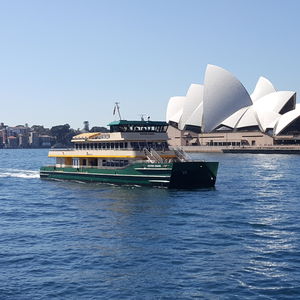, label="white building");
[166,65,300,147]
